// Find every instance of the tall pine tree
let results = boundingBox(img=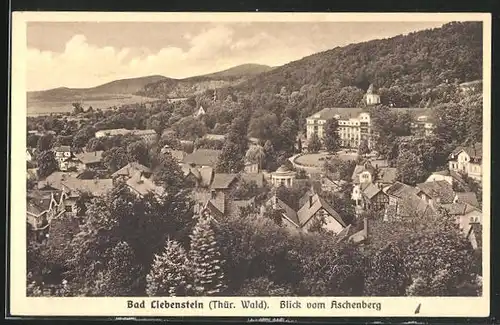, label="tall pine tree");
[146,238,193,297]
[189,212,226,296]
